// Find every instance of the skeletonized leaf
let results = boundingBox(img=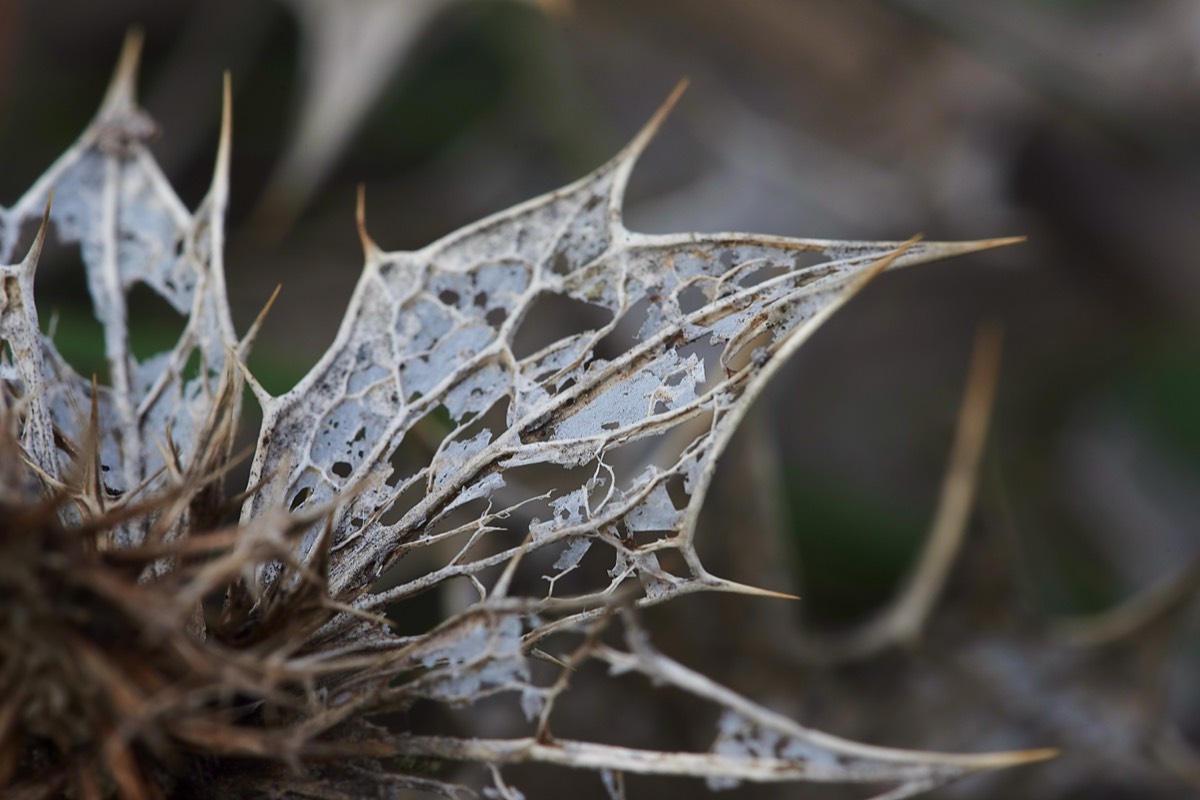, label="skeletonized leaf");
[241,81,1019,632]
[0,36,1048,799]
[392,611,1057,797]
[0,33,239,538]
